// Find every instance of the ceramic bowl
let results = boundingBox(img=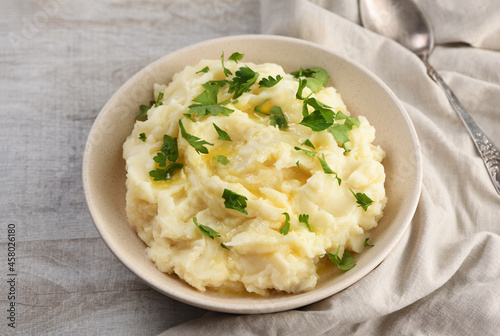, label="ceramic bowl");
[83,34,422,314]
